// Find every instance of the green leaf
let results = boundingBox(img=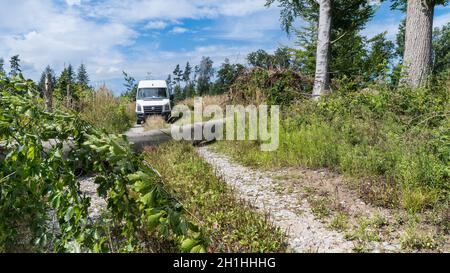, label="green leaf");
[148,211,164,230]
[64,207,74,222]
[181,238,198,253]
